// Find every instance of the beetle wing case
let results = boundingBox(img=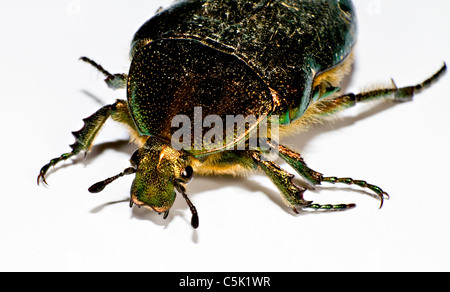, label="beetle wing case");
[127,38,274,155]
[130,0,356,123]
